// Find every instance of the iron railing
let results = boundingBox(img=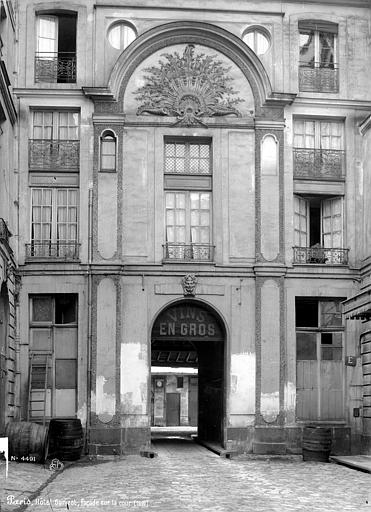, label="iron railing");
[293,246,349,265]
[299,65,339,93]
[29,139,80,171]
[0,218,11,242]
[163,243,214,262]
[26,242,80,260]
[35,52,76,83]
[293,148,345,180]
